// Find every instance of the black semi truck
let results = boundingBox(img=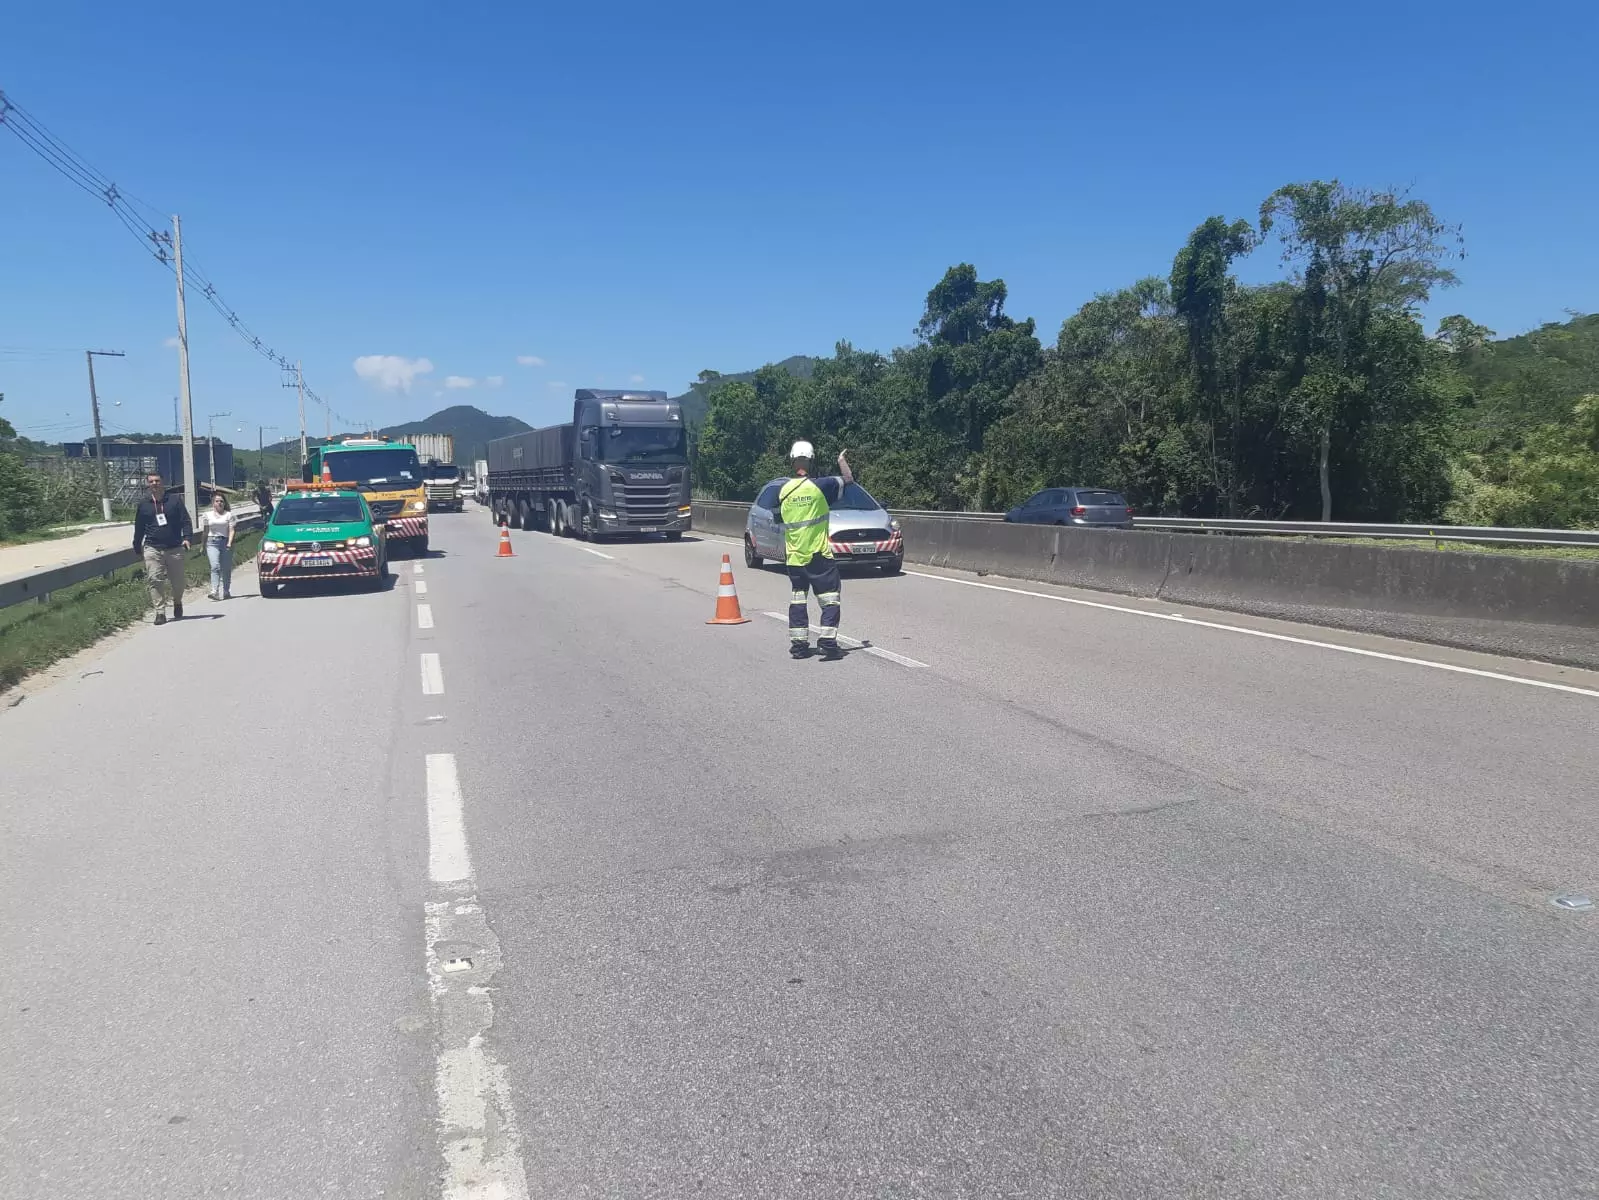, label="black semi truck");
[485,389,693,540]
